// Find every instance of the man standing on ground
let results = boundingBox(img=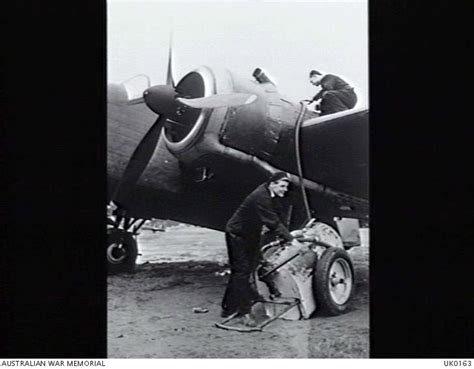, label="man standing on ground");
[307,70,357,115]
[221,172,296,325]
